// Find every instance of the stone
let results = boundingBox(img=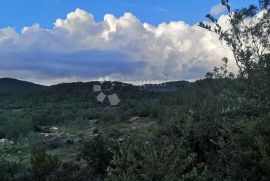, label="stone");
[89,119,99,124]
[117,138,125,143]
[128,116,140,122]
[92,127,99,134]
[0,138,8,144]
